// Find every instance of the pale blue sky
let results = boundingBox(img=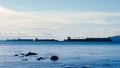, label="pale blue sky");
[0,0,120,39]
[0,0,120,12]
